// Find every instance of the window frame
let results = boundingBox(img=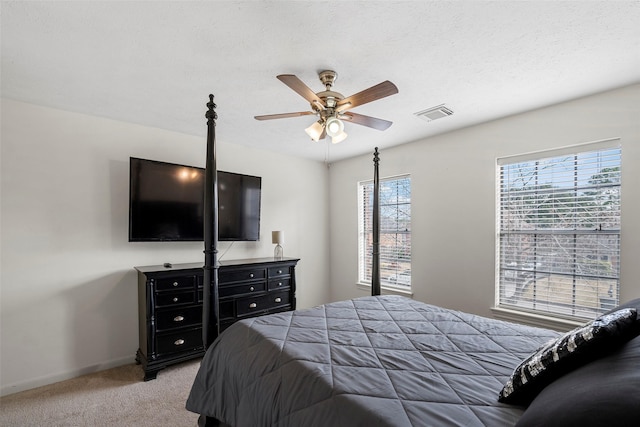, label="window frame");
[495,139,621,325]
[358,174,412,293]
